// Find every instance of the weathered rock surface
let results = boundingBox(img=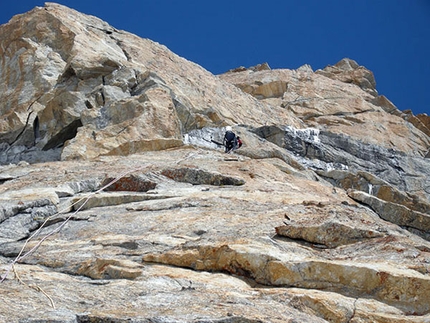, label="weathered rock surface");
[1,149,430,323]
[315,58,377,95]
[0,2,298,164]
[220,60,430,157]
[1,3,430,323]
